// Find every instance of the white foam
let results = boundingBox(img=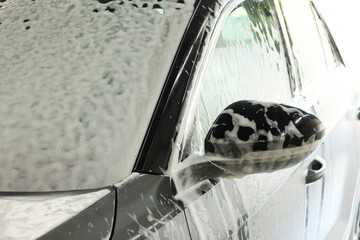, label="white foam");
[0,0,195,191]
[0,189,110,240]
